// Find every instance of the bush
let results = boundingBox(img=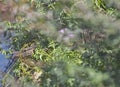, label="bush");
[1,0,120,87]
